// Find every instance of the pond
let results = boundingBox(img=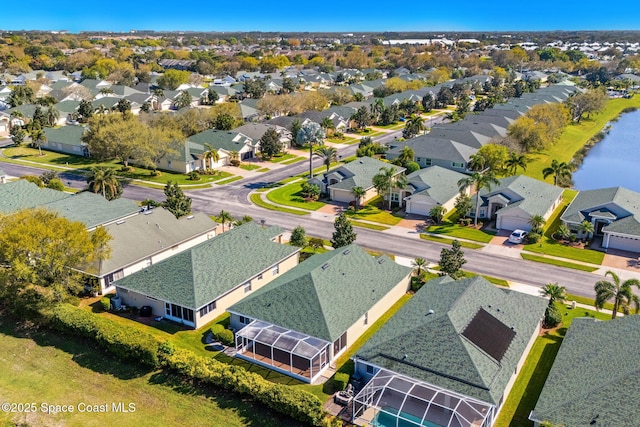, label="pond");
[573,109,640,192]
